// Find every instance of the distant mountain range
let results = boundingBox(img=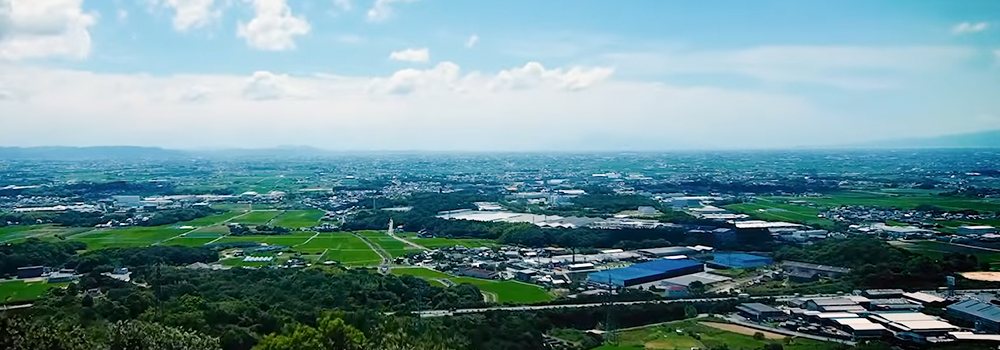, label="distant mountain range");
[2,129,999,159]
[858,129,1000,149]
